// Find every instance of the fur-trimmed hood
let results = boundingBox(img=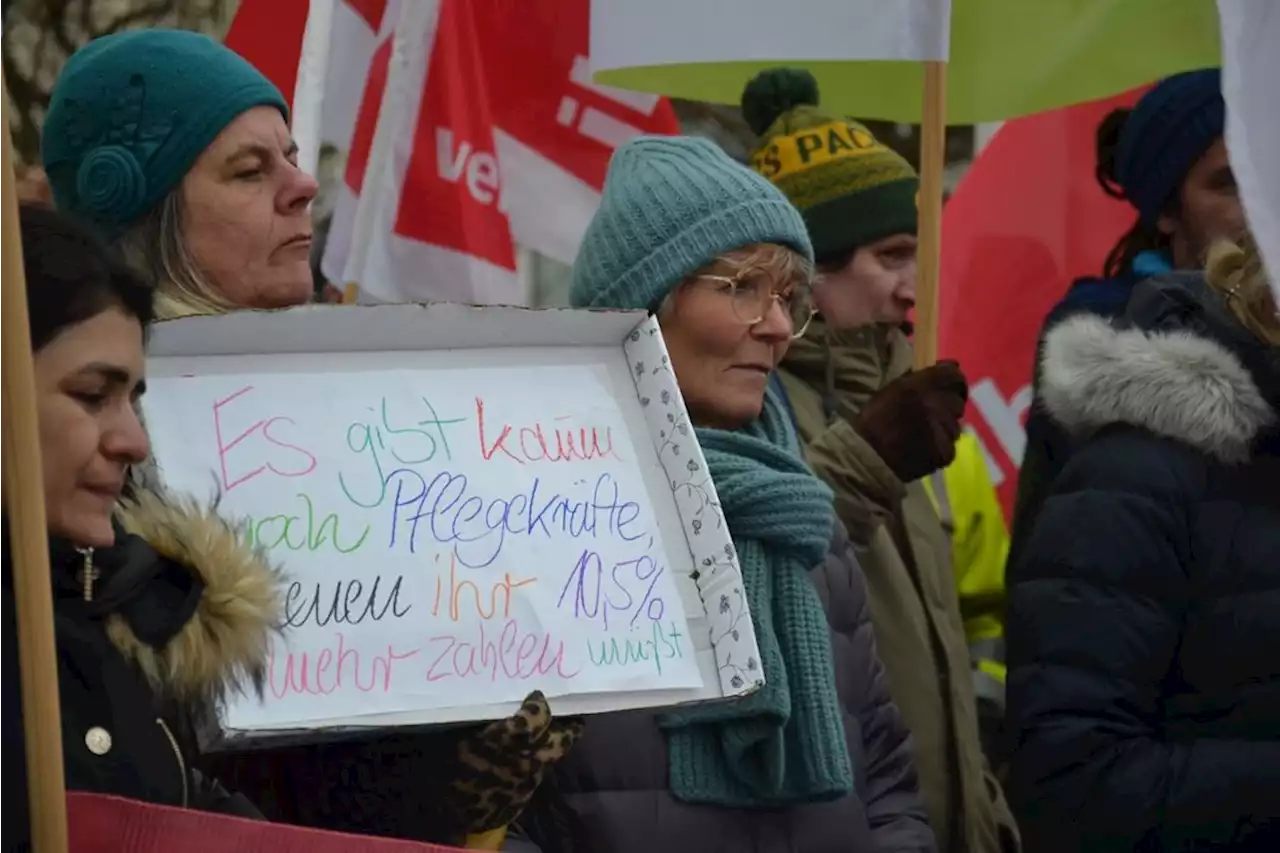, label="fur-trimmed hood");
[1041,309,1279,464]
[109,488,282,708]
